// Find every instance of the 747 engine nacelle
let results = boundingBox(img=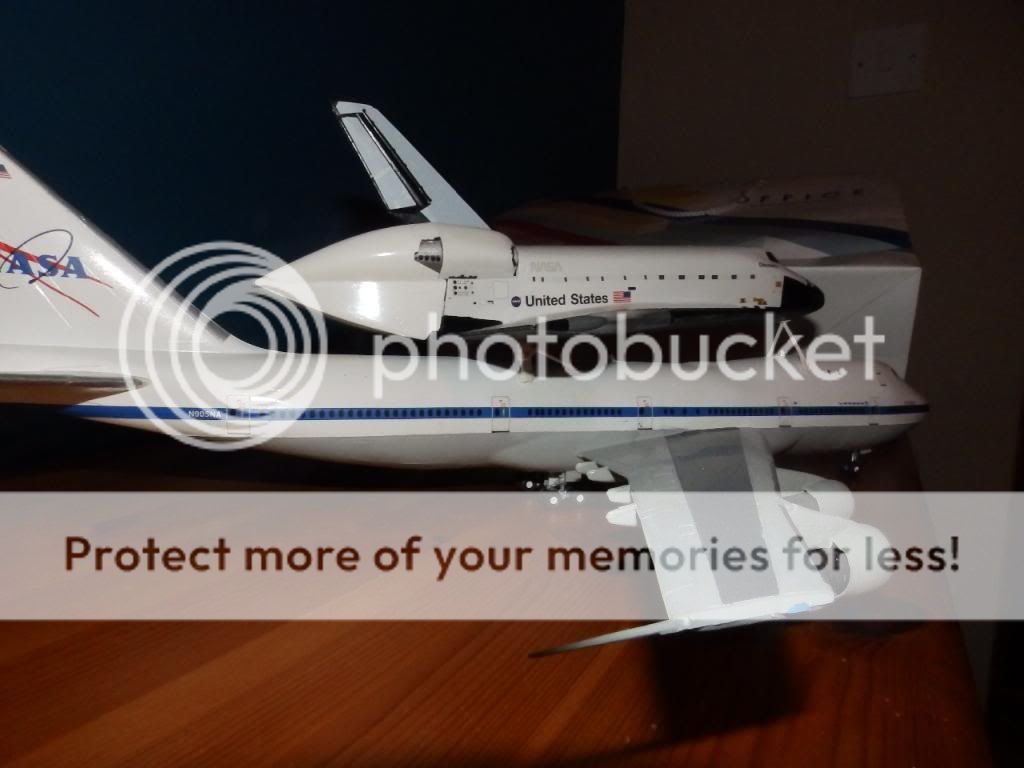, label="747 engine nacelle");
[780,472,890,597]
